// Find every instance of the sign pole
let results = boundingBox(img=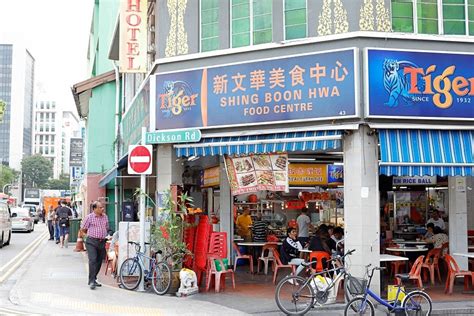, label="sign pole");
[138,126,146,292]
